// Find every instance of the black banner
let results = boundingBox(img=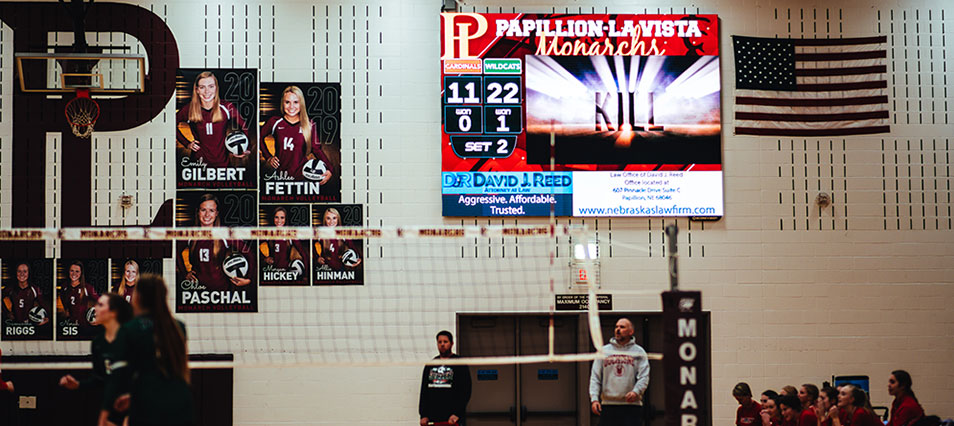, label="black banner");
[662,291,707,426]
[554,294,612,311]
